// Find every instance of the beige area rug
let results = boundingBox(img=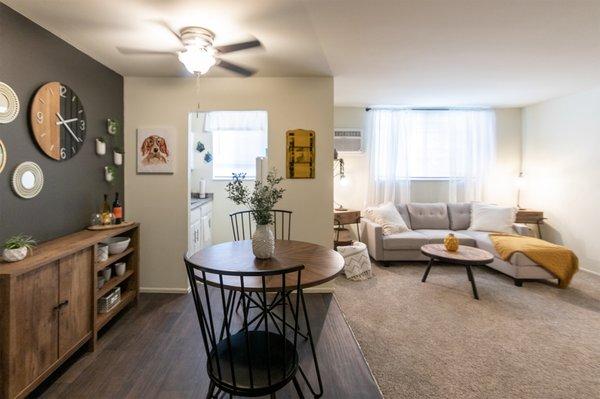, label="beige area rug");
[333,262,600,399]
